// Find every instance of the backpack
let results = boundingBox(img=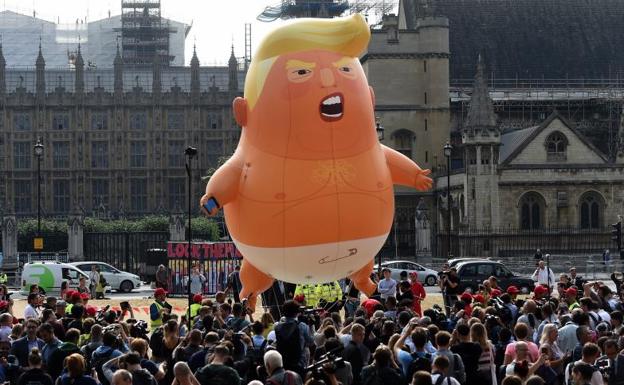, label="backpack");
[251,338,268,365]
[148,327,164,358]
[407,352,432,380]
[90,349,115,385]
[266,371,297,385]
[275,321,302,370]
